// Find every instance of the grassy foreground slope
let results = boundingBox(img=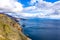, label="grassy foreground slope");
[0,13,31,40]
